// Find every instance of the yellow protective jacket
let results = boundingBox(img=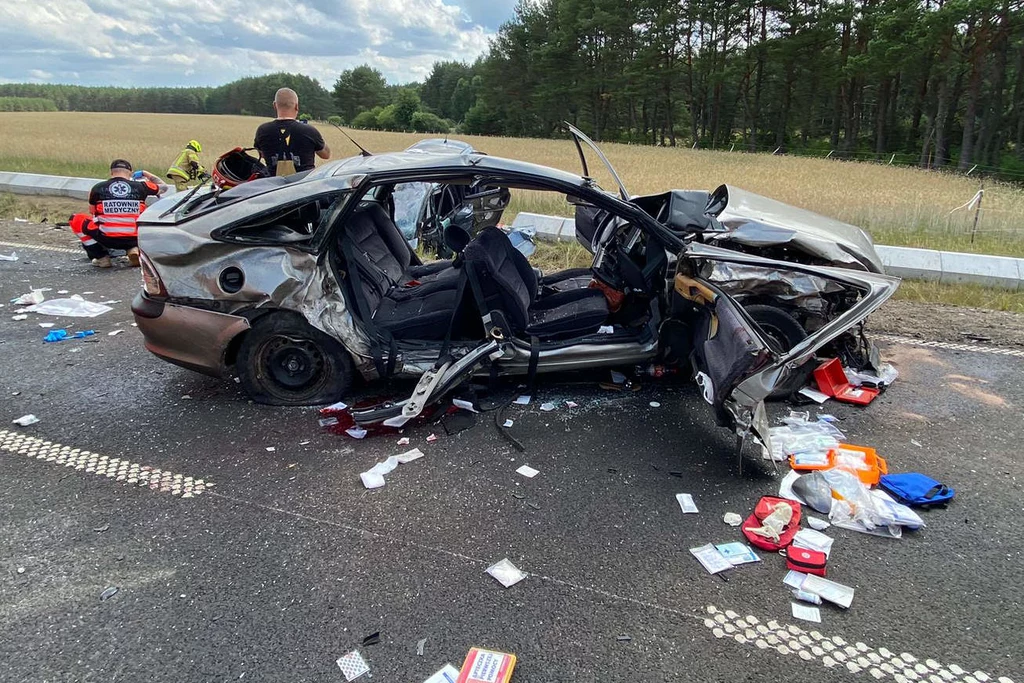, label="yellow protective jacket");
[167,147,205,181]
